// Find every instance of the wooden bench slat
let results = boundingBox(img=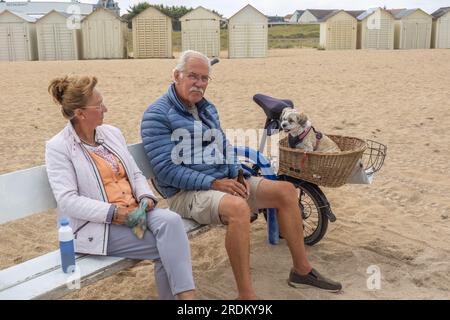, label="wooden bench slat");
[0,143,155,225]
[0,166,57,224]
[0,253,137,300]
